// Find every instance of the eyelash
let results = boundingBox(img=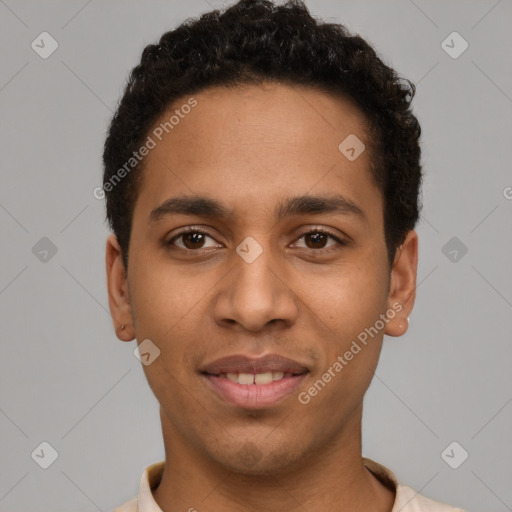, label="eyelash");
[166,226,347,254]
